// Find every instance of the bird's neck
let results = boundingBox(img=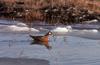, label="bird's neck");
[44,33,49,36]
